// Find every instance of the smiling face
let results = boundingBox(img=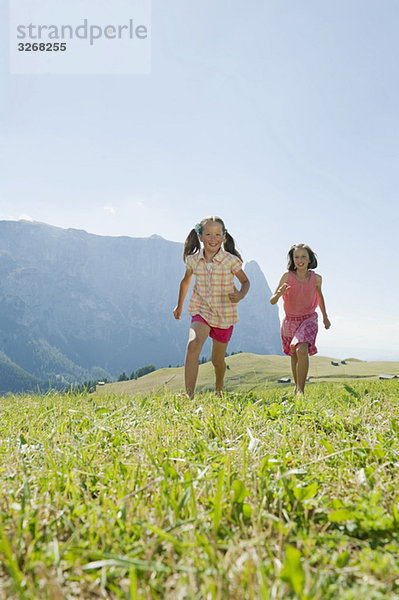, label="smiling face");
[199,221,225,257]
[293,247,310,271]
